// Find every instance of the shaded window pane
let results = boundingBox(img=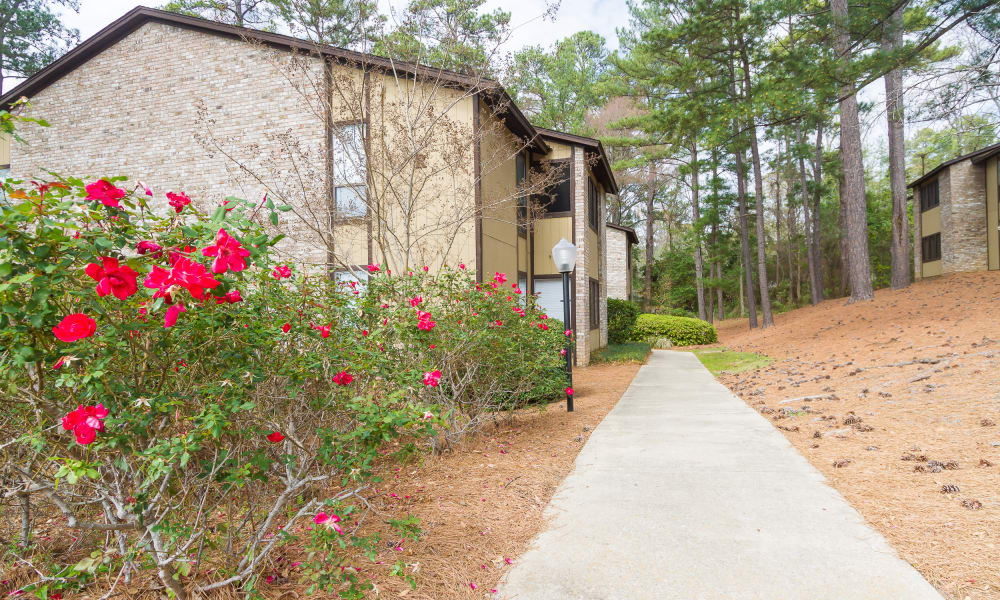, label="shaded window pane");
[541,162,570,213]
[336,186,367,218]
